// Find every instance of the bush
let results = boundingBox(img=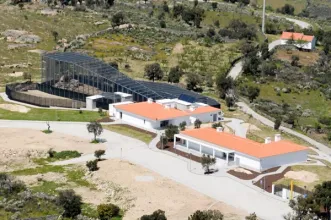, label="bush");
[194,119,202,128]
[97,203,120,220]
[274,117,282,130]
[57,189,82,218]
[47,148,56,158]
[160,20,166,28]
[140,209,167,220]
[319,116,331,126]
[189,210,223,220]
[53,151,81,159]
[0,173,26,196]
[179,121,187,131]
[165,125,179,141]
[160,136,168,148]
[86,160,98,171]
[212,122,223,129]
[94,150,106,160]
